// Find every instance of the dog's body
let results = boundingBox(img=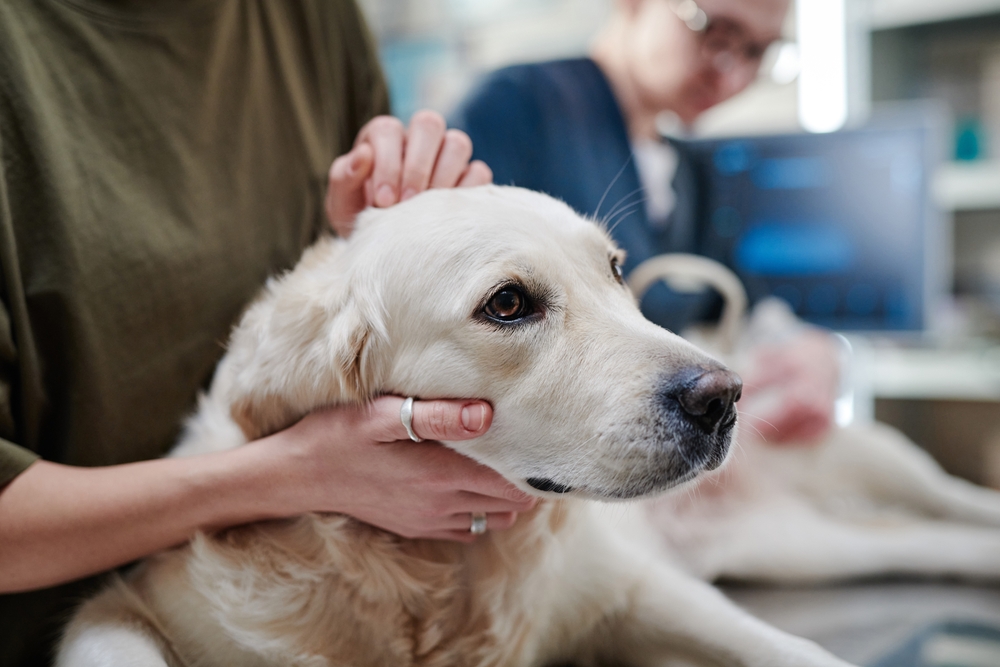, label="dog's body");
[650,422,1000,584]
[58,187,1000,667]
